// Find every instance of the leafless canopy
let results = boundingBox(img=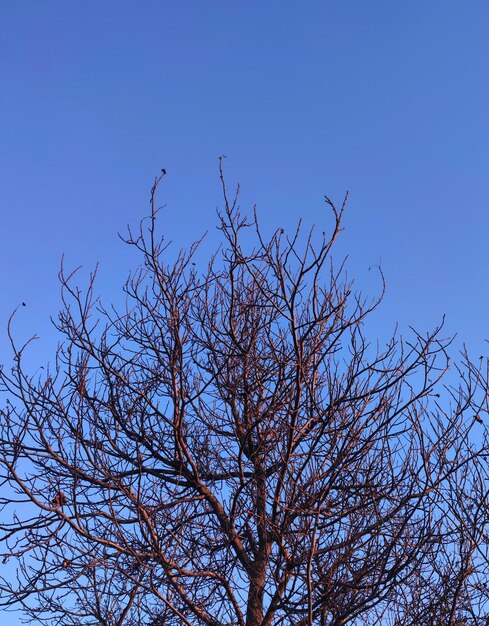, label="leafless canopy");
[1,168,489,626]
